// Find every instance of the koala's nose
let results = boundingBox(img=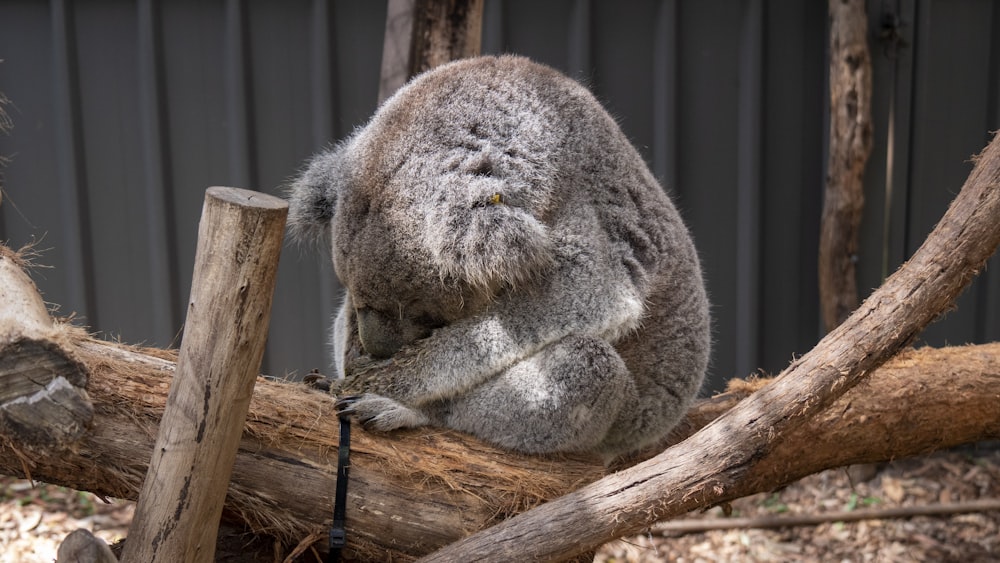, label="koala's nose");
[356,307,405,359]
